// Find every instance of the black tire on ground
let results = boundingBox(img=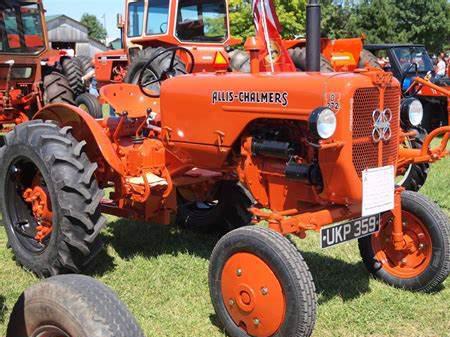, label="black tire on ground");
[358,49,382,69]
[61,57,85,96]
[209,226,317,337]
[6,274,145,337]
[177,181,254,234]
[0,121,105,277]
[75,93,103,119]
[288,47,334,72]
[74,55,94,75]
[43,72,75,105]
[229,49,250,73]
[124,47,187,91]
[397,128,429,191]
[359,191,450,292]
